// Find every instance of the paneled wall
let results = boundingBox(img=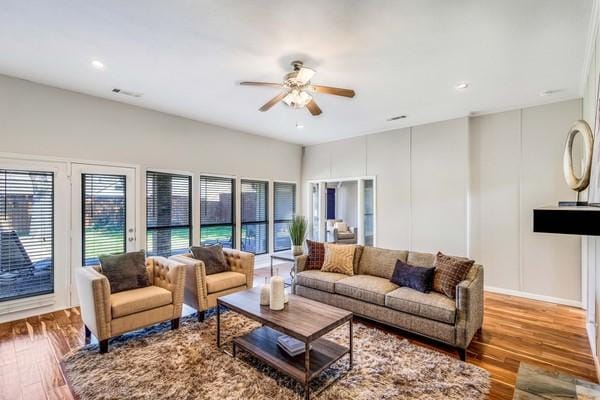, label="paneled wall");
[302,99,582,304]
